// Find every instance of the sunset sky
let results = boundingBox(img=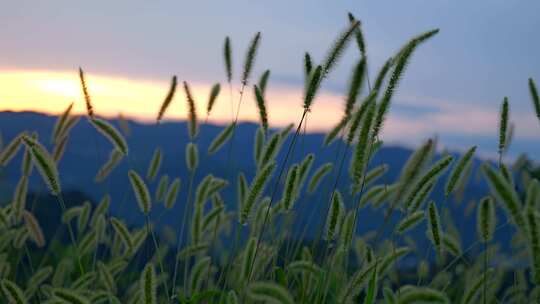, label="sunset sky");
[1,1,540,159]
